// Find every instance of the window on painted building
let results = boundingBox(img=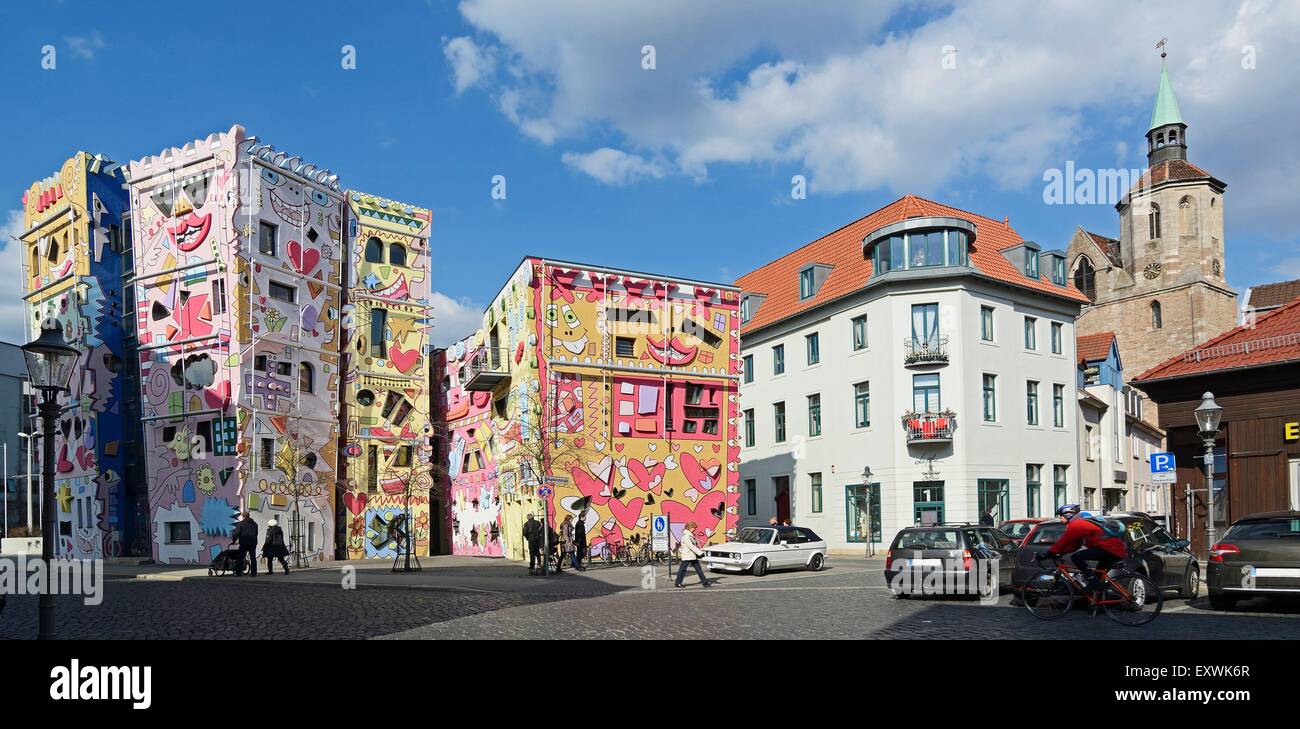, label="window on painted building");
[807,393,821,437]
[254,355,268,372]
[981,306,994,341]
[1024,317,1037,350]
[162,426,177,446]
[1151,300,1163,329]
[773,344,785,375]
[743,355,753,384]
[799,268,816,300]
[367,445,379,492]
[616,337,636,357]
[260,438,276,470]
[395,446,413,468]
[1053,384,1065,427]
[30,245,39,274]
[854,382,870,428]
[912,373,940,413]
[1053,465,1069,509]
[47,237,60,263]
[806,332,820,365]
[299,363,314,394]
[371,308,388,357]
[810,472,823,513]
[1051,322,1062,354]
[1026,464,1043,518]
[213,277,227,315]
[356,389,375,407]
[259,221,278,257]
[681,383,719,435]
[165,522,192,544]
[381,391,404,419]
[365,236,384,263]
[1026,380,1040,425]
[275,361,292,377]
[773,402,786,443]
[389,243,407,267]
[851,314,868,350]
[743,408,755,447]
[269,281,296,303]
[745,479,757,516]
[982,374,997,422]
